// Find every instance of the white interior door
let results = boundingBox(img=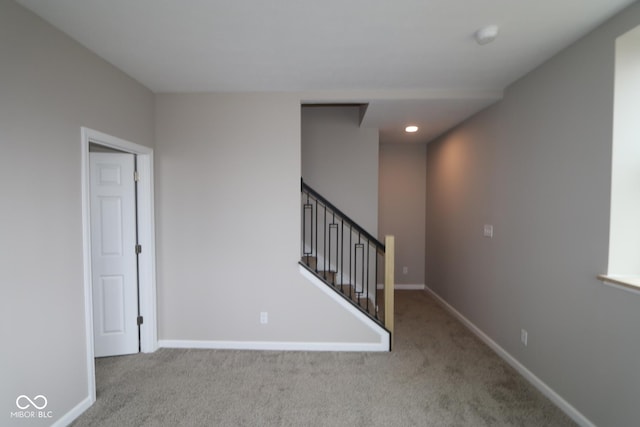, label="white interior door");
[90,152,139,357]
